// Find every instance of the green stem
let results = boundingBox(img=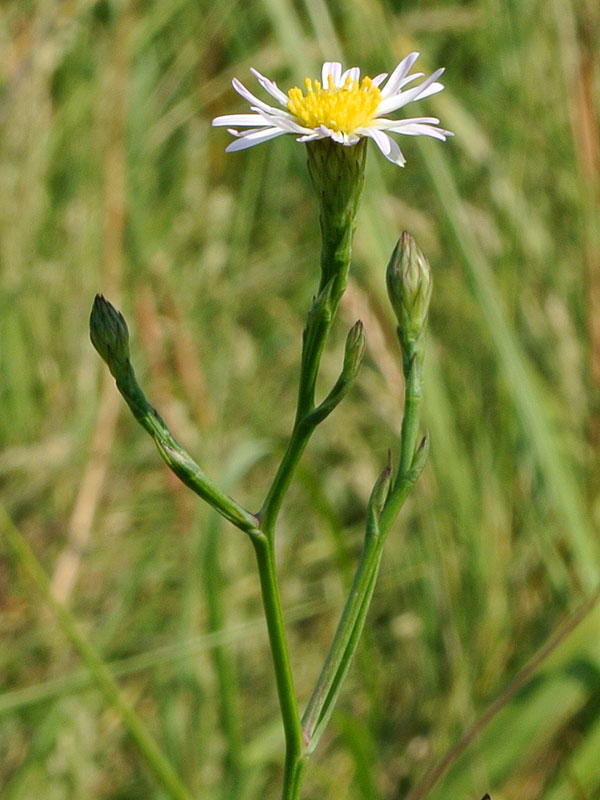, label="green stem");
[302,536,381,749]
[301,472,420,751]
[302,342,427,753]
[260,420,315,535]
[251,534,305,798]
[1,504,194,800]
[398,342,424,478]
[284,757,309,800]
[307,558,381,750]
[259,281,348,535]
[111,363,259,536]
